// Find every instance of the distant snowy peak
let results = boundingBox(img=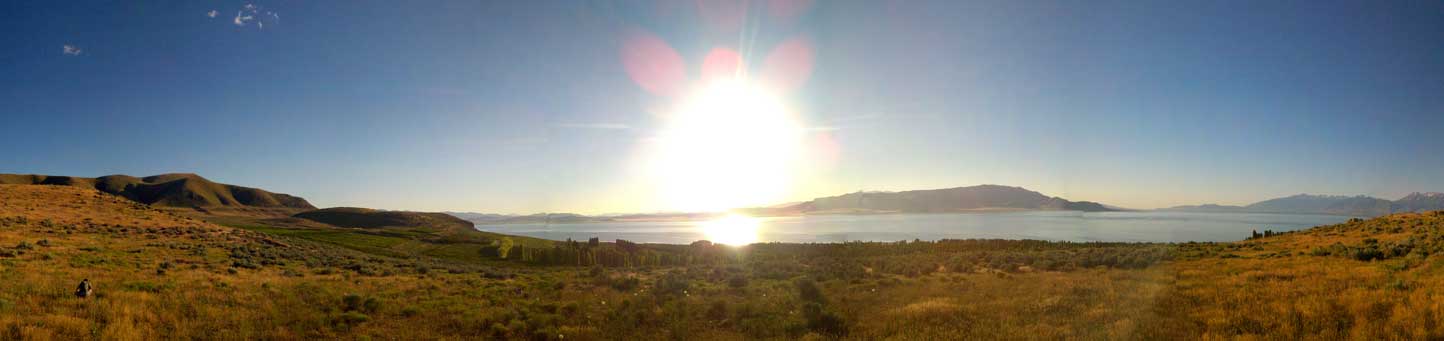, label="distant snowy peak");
[1394,192,1444,213]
